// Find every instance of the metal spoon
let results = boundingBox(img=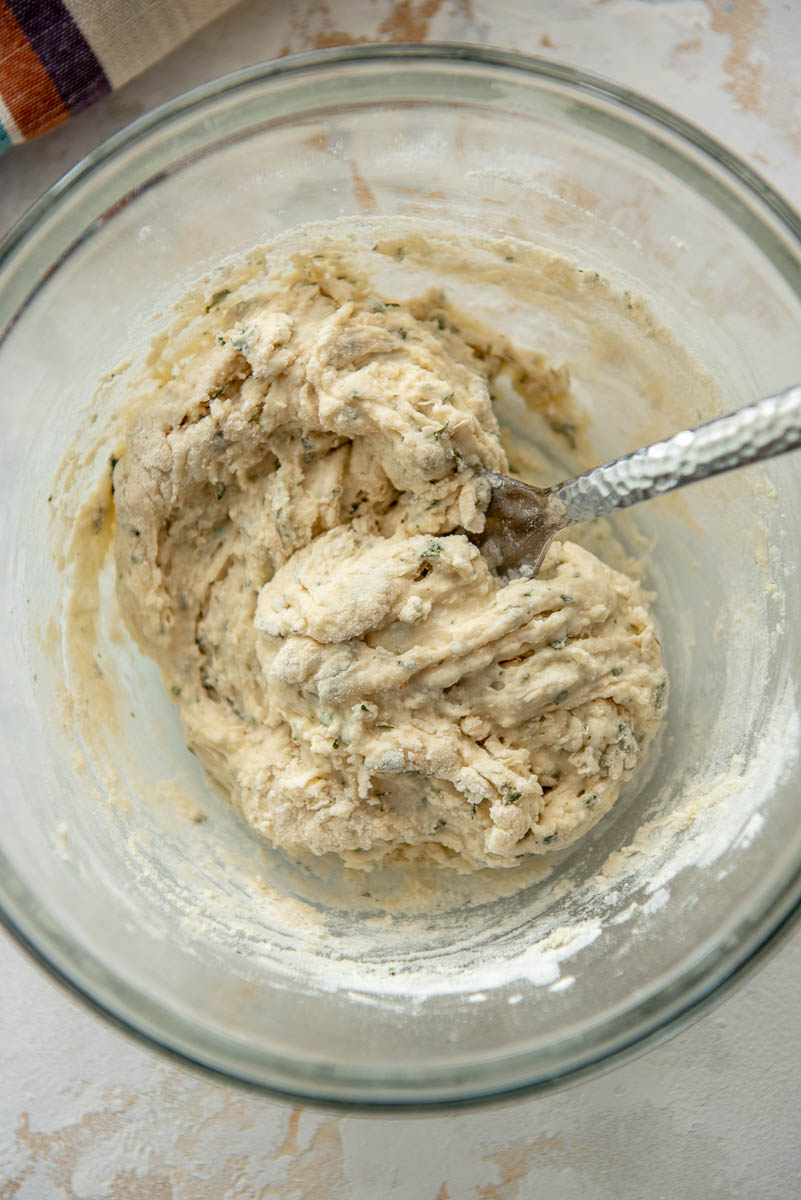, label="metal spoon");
[474,384,801,580]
